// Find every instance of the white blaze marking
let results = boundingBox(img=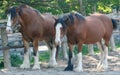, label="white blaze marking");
[55,23,62,45]
[6,14,12,32]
